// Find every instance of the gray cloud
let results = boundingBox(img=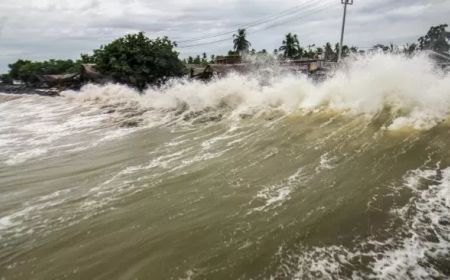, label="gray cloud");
[0,0,449,72]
